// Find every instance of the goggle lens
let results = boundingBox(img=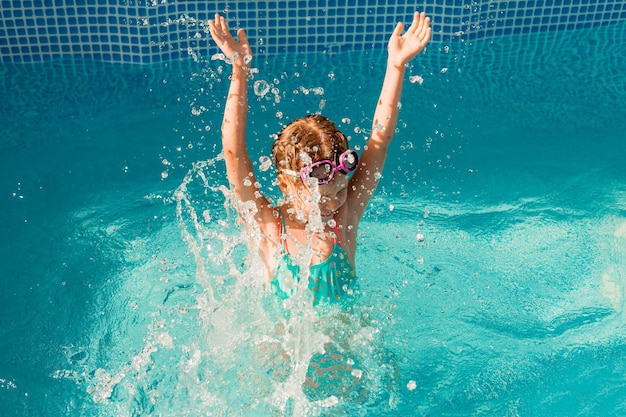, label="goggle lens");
[300,149,359,185]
